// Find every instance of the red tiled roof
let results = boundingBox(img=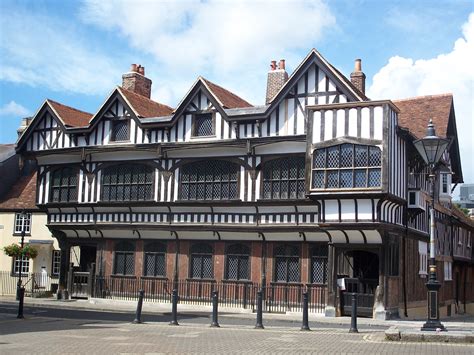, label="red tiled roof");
[393,94,453,139]
[118,87,173,117]
[47,99,93,128]
[0,173,38,210]
[202,78,253,109]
